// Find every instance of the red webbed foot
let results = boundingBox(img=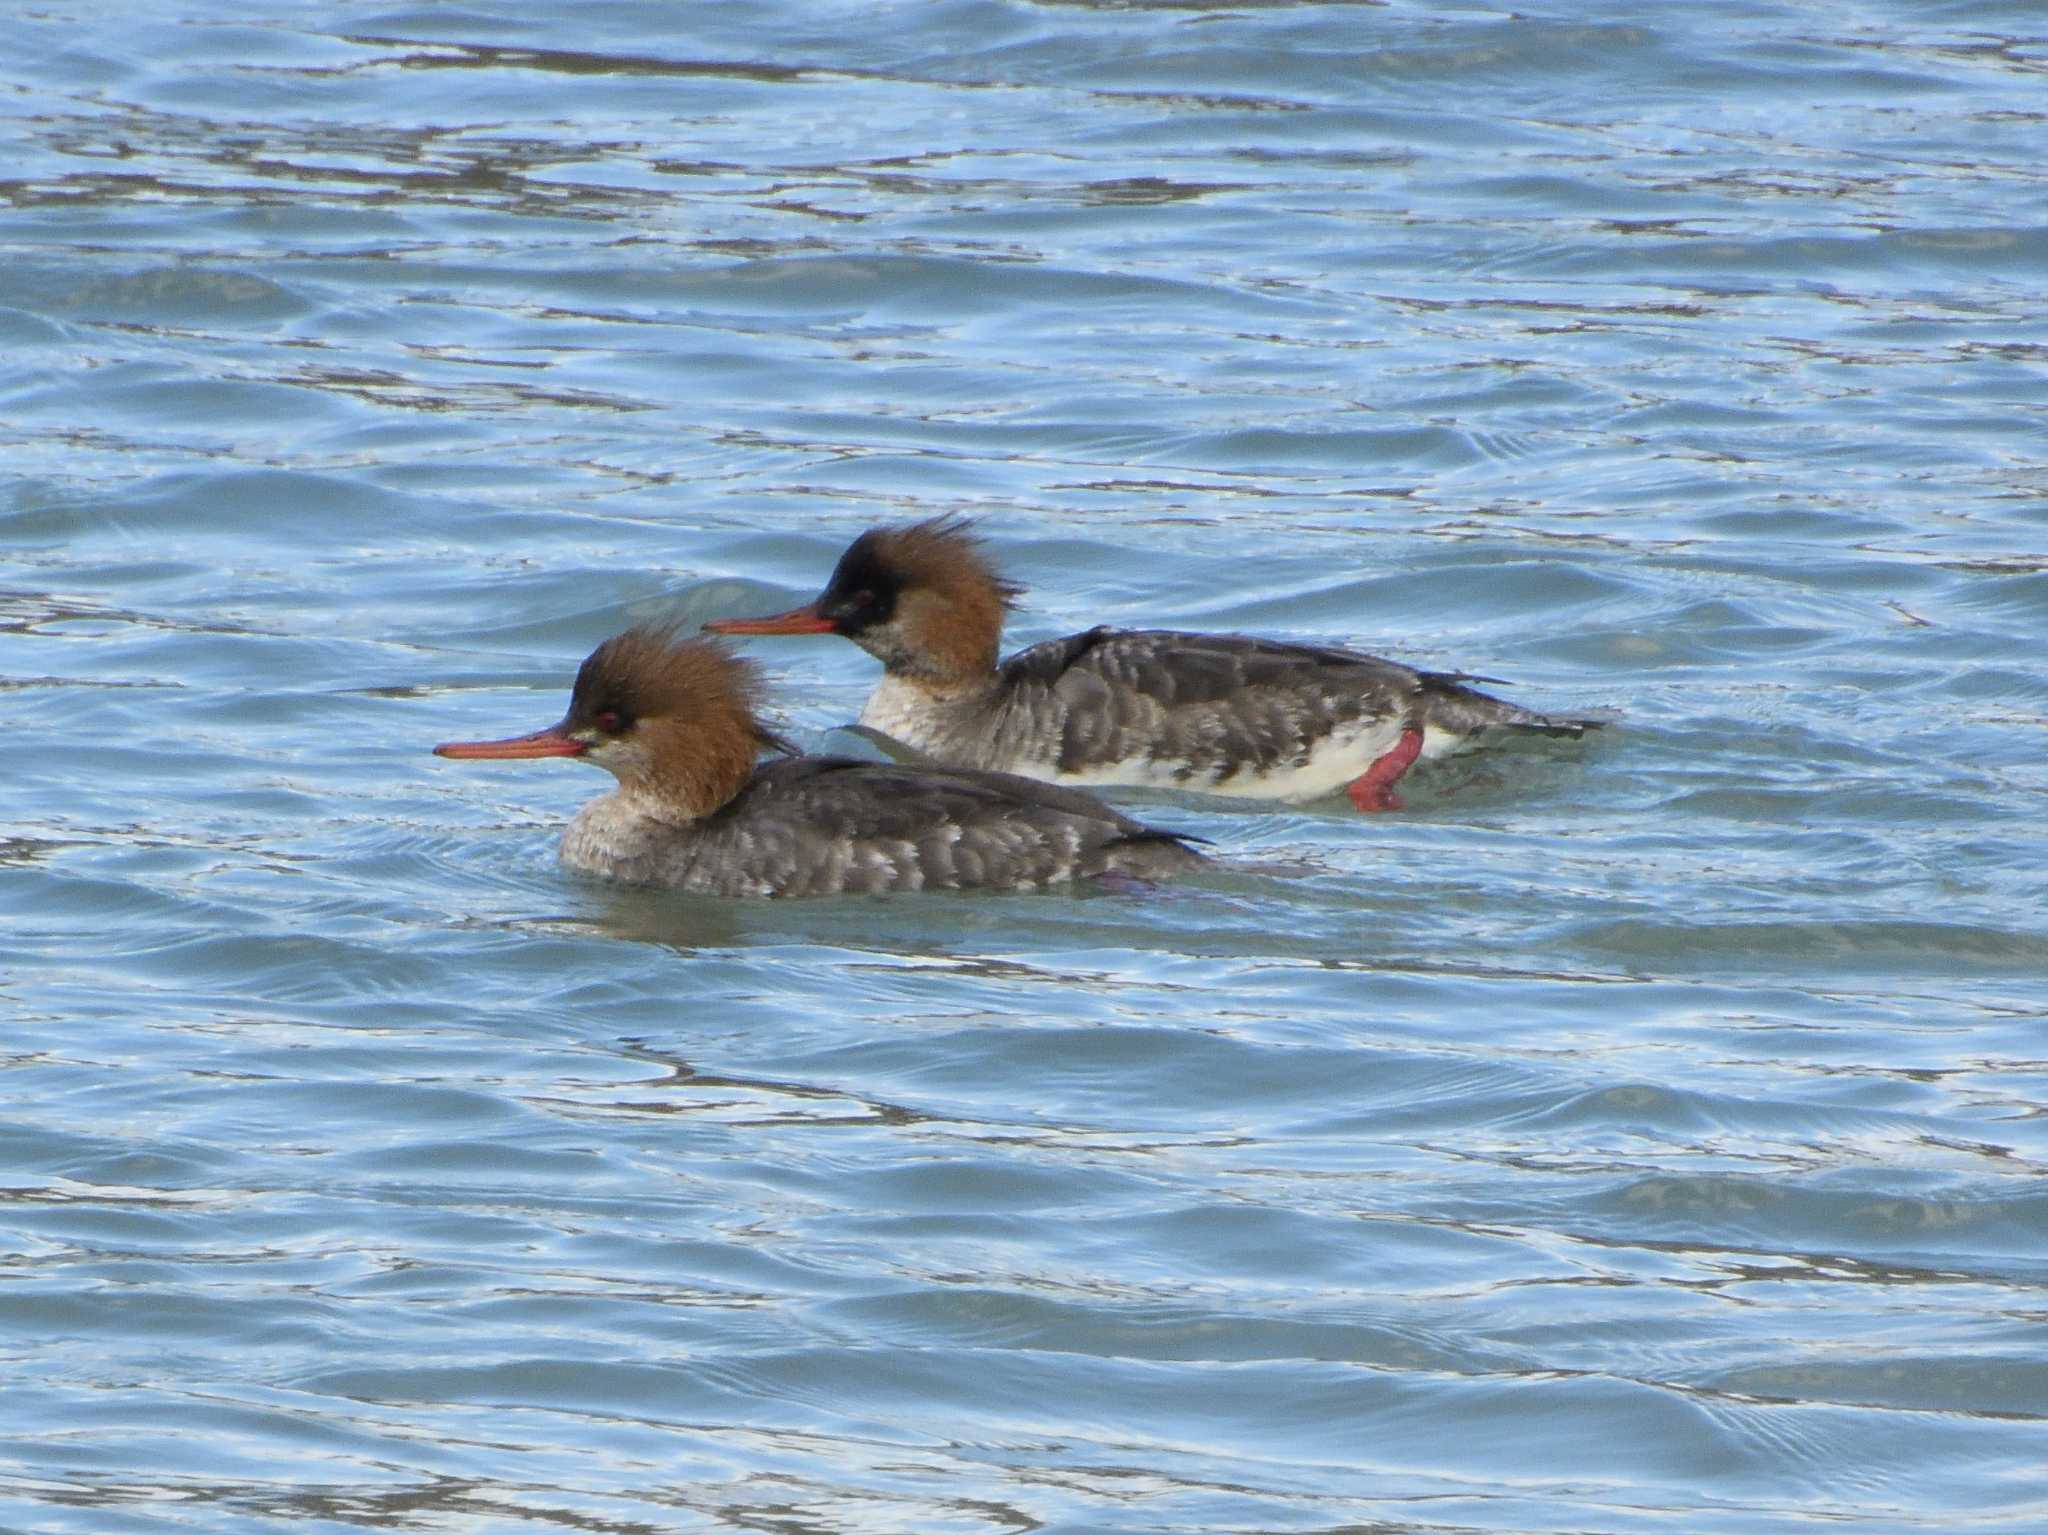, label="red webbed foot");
[1345,725,1424,812]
